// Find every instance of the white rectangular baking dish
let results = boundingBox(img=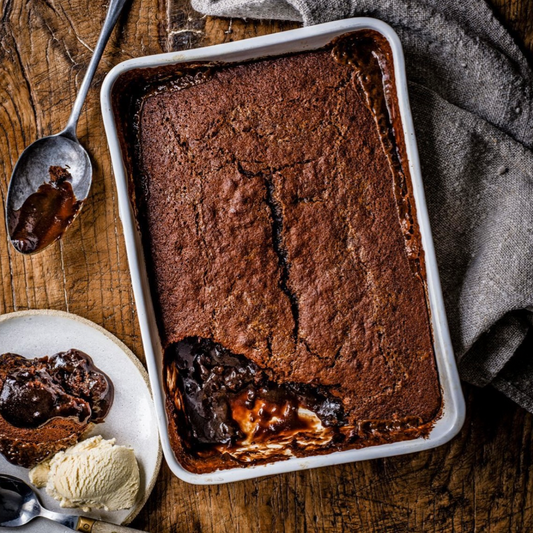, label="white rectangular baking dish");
[101,17,465,485]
